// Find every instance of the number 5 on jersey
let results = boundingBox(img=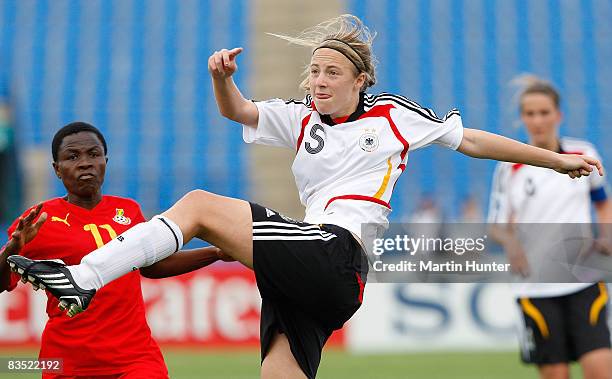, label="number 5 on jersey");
[305,124,325,154]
